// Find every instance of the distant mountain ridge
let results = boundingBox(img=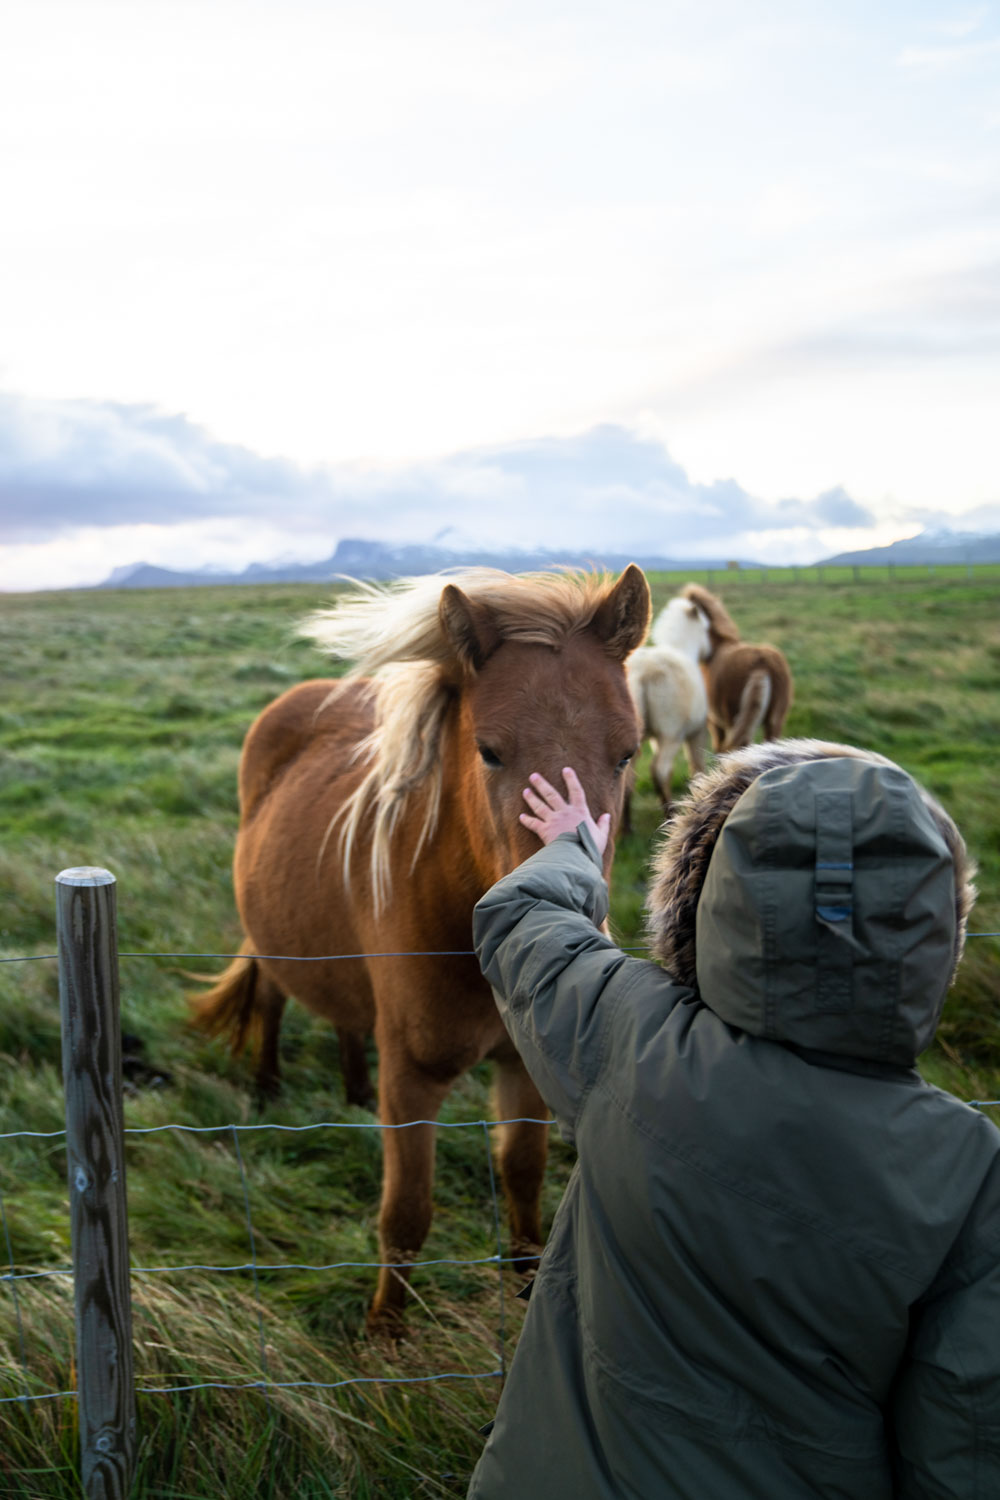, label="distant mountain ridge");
[95,526,1000,589]
[820,528,1000,566]
[94,538,766,589]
